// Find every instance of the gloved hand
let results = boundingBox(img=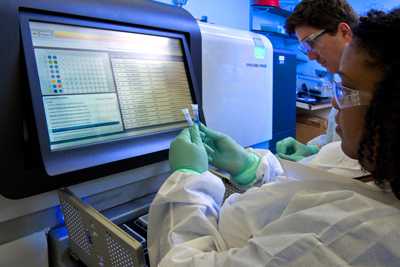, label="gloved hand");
[199,124,260,186]
[169,126,208,174]
[276,137,319,161]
